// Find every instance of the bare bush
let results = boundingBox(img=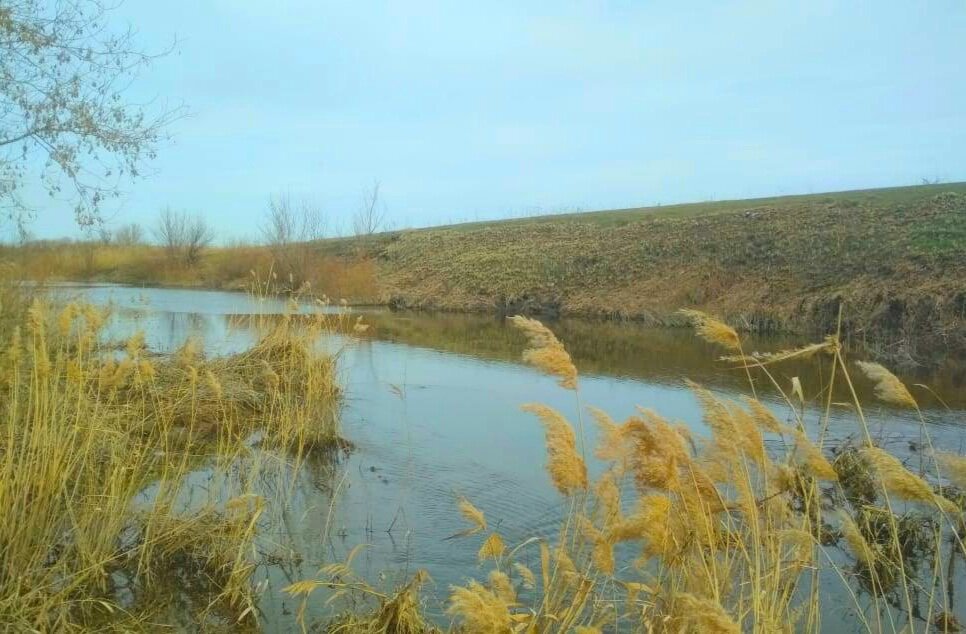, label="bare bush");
[352,180,388,236]
[261,193,325,286]
[154,207,213,266]
[114,223,144,246]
